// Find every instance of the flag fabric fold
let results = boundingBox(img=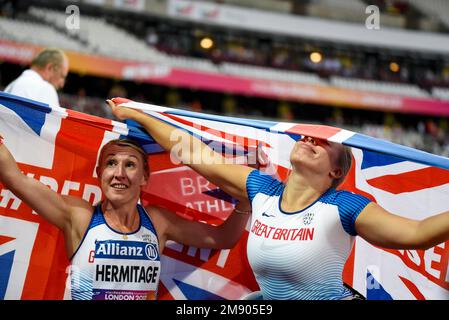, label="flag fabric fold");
[0,92,448,300]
